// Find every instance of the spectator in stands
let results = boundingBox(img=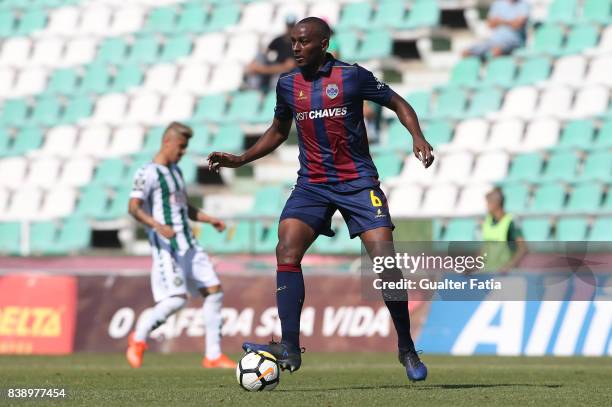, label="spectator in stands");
[245,14,298,92]
[481,187,527,273]
[463,0,529,58]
